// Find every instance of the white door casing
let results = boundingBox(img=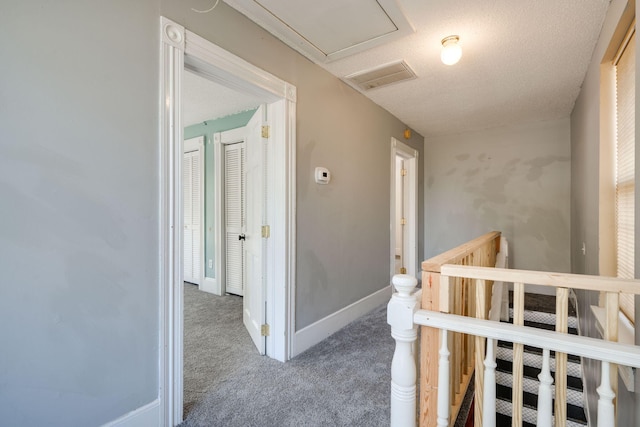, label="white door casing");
[243,106,267,354]
[160,17,297,426]
[183,136,204,286]
[390,138,418,280]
